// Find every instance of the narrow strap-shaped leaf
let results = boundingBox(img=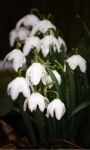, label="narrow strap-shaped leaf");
[37,56,62,99]
[18,99,37,145]
[46,67,62,99]
[69,100,90,119]
[52,117,57,140]
[67,65,77,115]
[47,118,53,140]
[35,109,46,143]
[77,15,90,38]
